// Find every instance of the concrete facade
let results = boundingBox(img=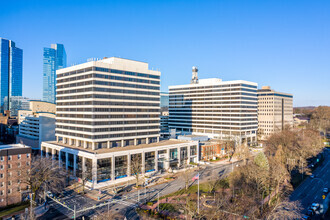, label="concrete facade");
[169,68,258,145]
[41,139,198,188]
[257,86,293,140]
